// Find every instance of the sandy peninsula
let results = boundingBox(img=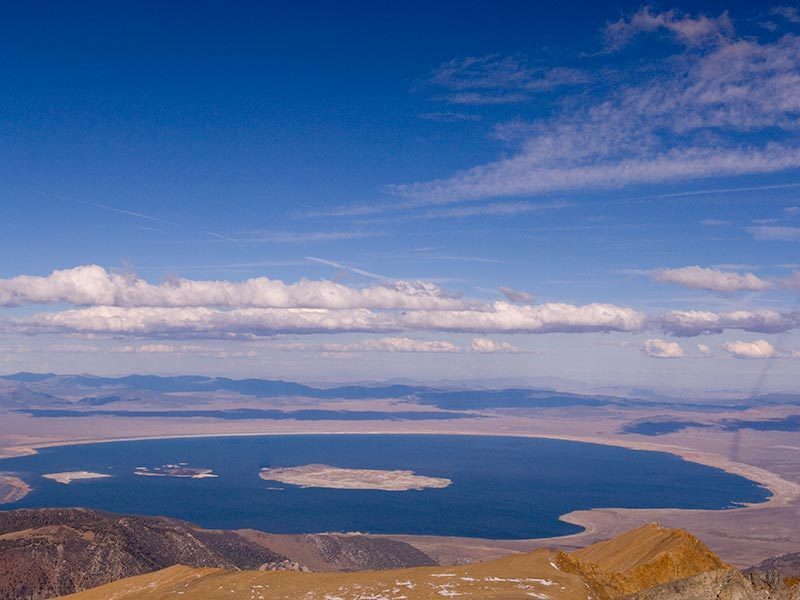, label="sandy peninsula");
[42,471,111,484]
[259,464,452,491]
[0,472,31,503]
[134,464,218,479]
